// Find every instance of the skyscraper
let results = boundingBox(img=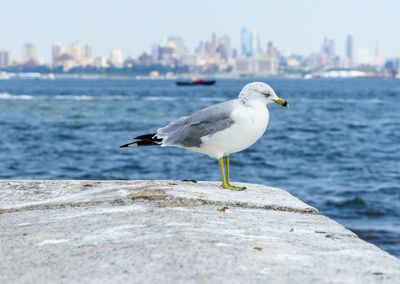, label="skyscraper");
[95,56,108,69]
[69,41,82,62]
[321,36,335,58]
[241,27,249,57]
[0,48,13,67]
[83,45,92,59]
[218,34,231,61]
[374,41,385,66]
[110,49,123,67]
[241,27,258,57]
[167,37,184,58]
[195,41,205,57]
[80,44,93,66]
[151,44,159,62]
[231,48,238,59]
[267,41,279,59]
[249,28,258,56]
[52,42,65,64]
[204,40,212,57]
[22,43,36,63]
[211,33,218,57]
[346,33,354,63]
